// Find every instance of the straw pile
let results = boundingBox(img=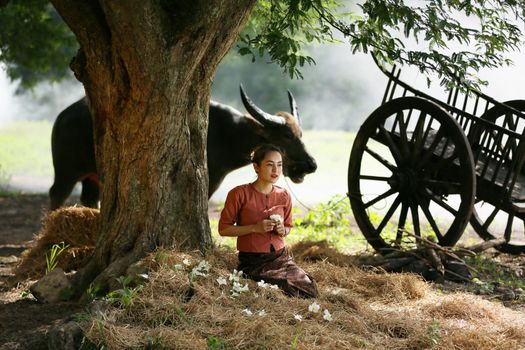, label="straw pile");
[13,206,99,280]
[290,240,357,266]
[82,248,525,350]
